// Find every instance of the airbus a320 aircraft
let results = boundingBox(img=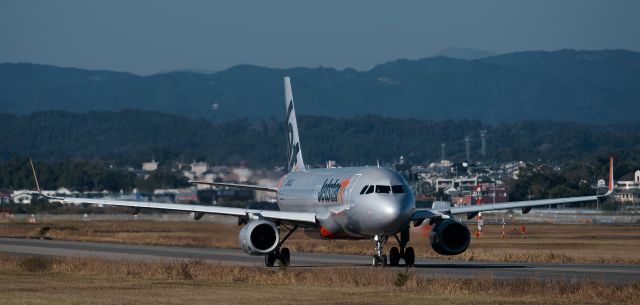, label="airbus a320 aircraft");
[37,77,614,267]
